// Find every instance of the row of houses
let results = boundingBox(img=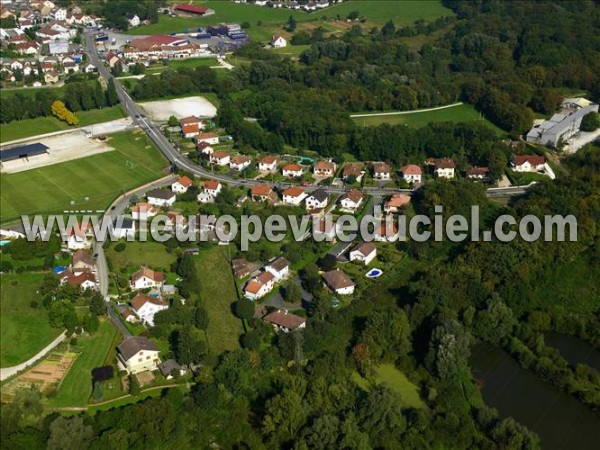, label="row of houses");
[234,0,342,12]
